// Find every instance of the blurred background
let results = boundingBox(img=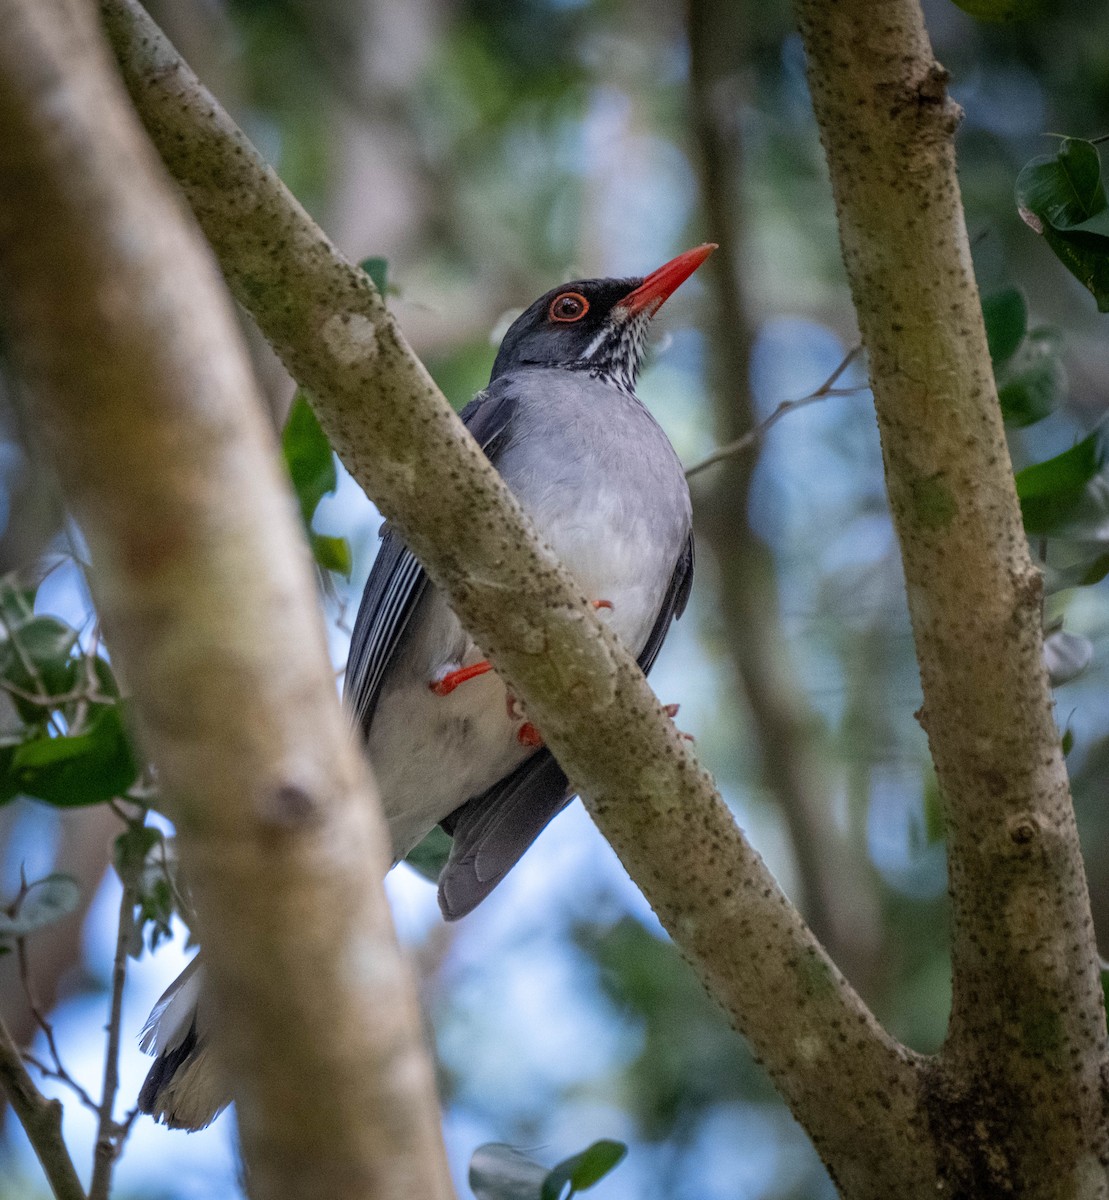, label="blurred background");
[2,0,1109,1196]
